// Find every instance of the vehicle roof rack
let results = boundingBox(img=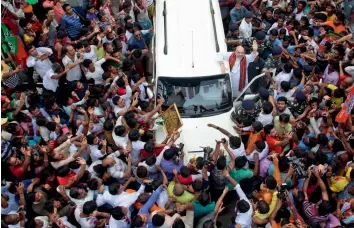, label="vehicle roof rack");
[209,0,220,53]
[163,0,168,55]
